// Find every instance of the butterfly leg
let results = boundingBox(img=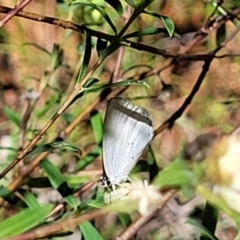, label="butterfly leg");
[112,184,120,199]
